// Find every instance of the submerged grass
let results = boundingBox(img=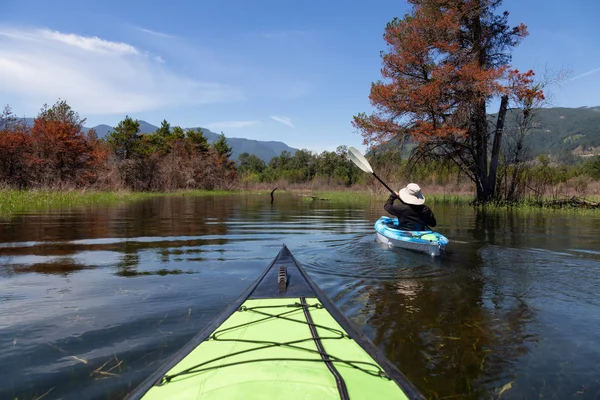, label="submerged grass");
[426,193,473,205]
[476,197,600,215]
[0,189,243,216]
[307,191,374,203]
[309,189,599,213]
[309,190,473,205]
[173,189,242,196]
[0,190,159,216]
